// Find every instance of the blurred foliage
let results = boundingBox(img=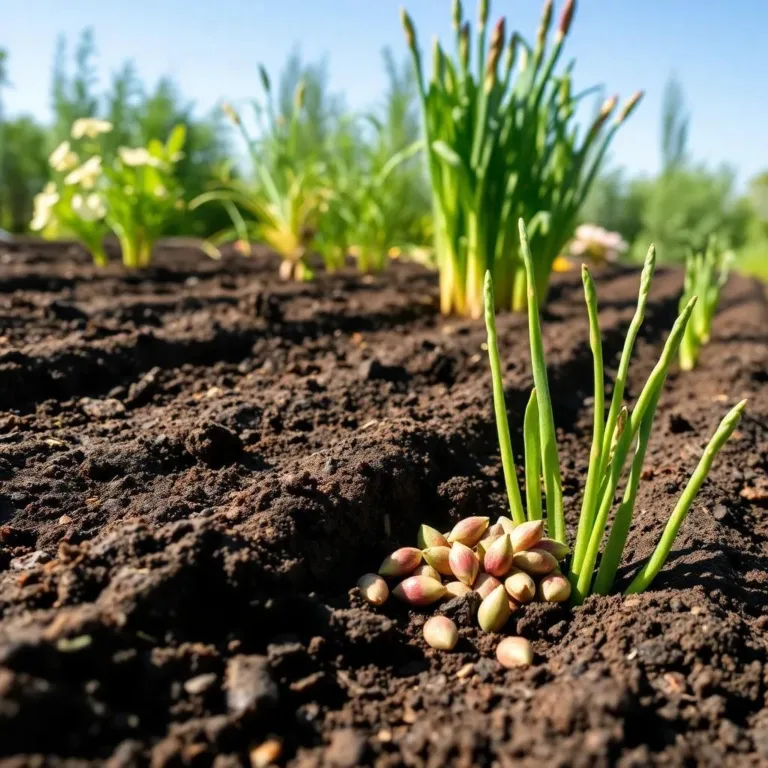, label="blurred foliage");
[199,46,431,276]
[736,173,768,280]
[267,46,431,265]
[582,77,764,278]
[1,34,763,282]
[316,48,430,271]
[0,117,49,232]
[1,31,232,236]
